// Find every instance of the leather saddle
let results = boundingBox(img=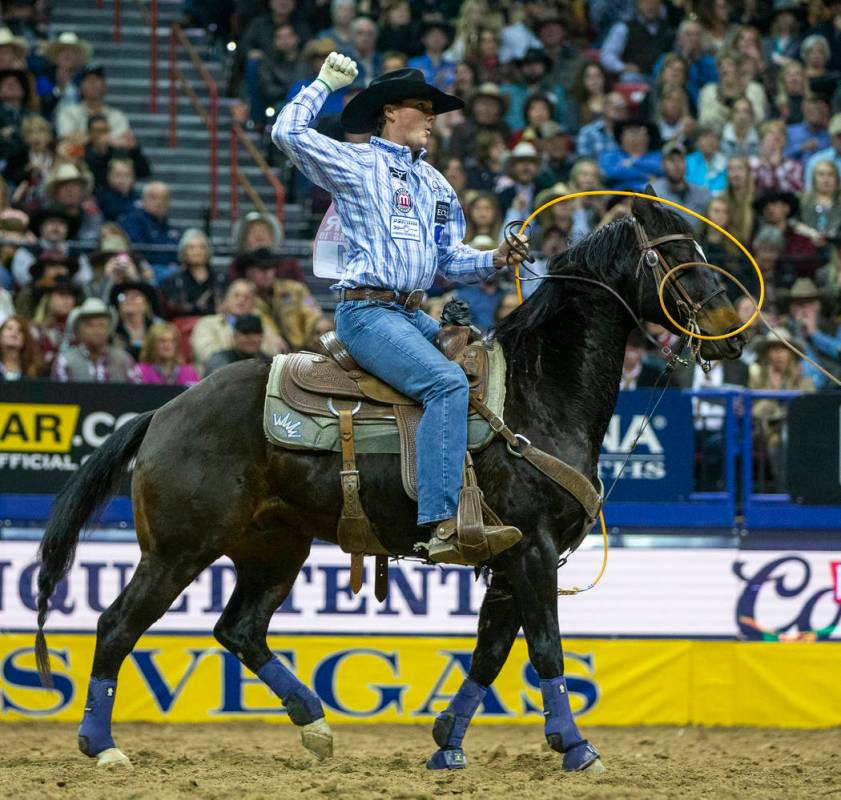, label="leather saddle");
[279,327,491,421]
